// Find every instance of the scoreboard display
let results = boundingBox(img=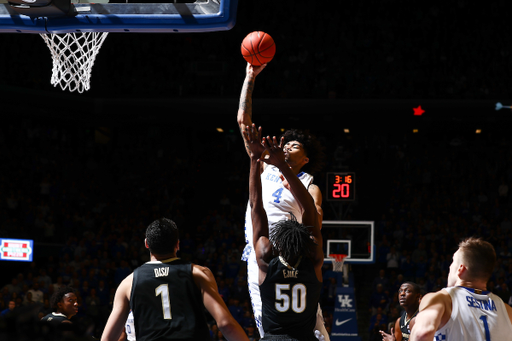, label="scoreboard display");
[326,172,356,201]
